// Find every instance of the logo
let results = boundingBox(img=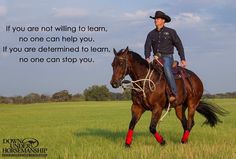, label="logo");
[163,32,169,36]
[2,138,47,157]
